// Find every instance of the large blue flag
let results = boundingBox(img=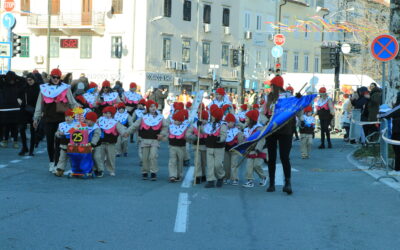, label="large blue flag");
[231,94,317,156]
